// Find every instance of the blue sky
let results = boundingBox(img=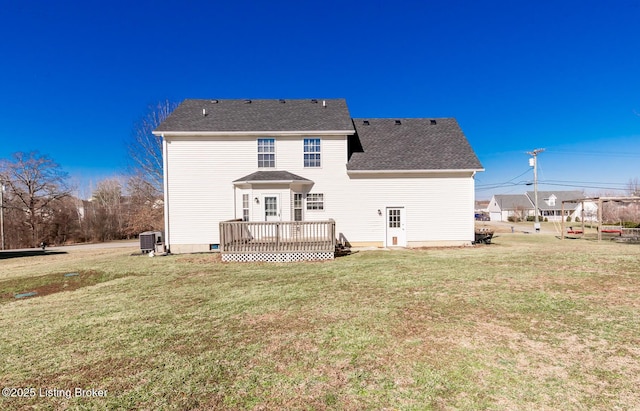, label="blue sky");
[1,0,639,199]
